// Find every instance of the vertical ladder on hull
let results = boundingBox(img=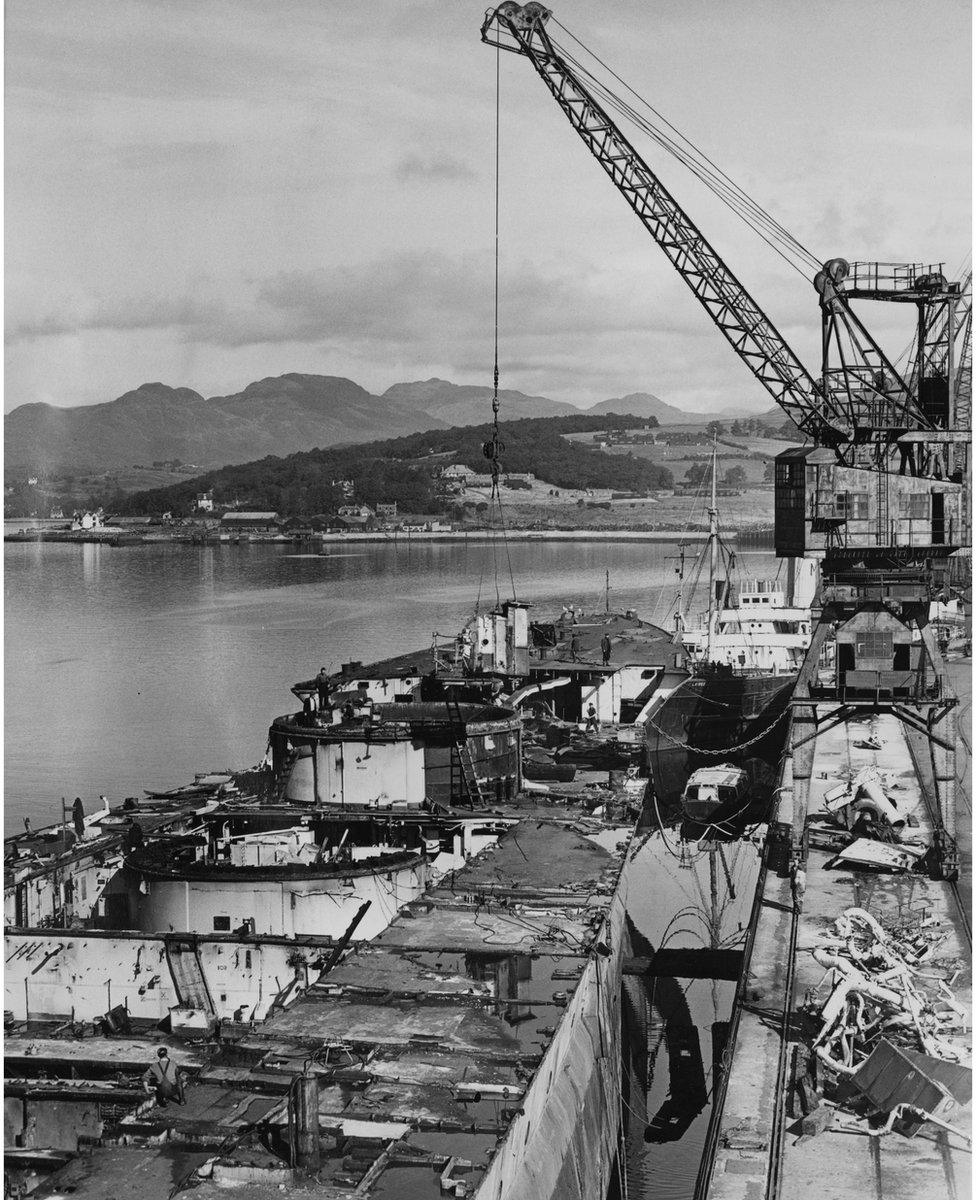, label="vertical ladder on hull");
[275,747,299,802]
[445,695,485,807]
